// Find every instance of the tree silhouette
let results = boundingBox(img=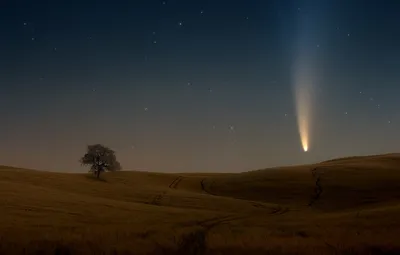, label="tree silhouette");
[80,144,121,178]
